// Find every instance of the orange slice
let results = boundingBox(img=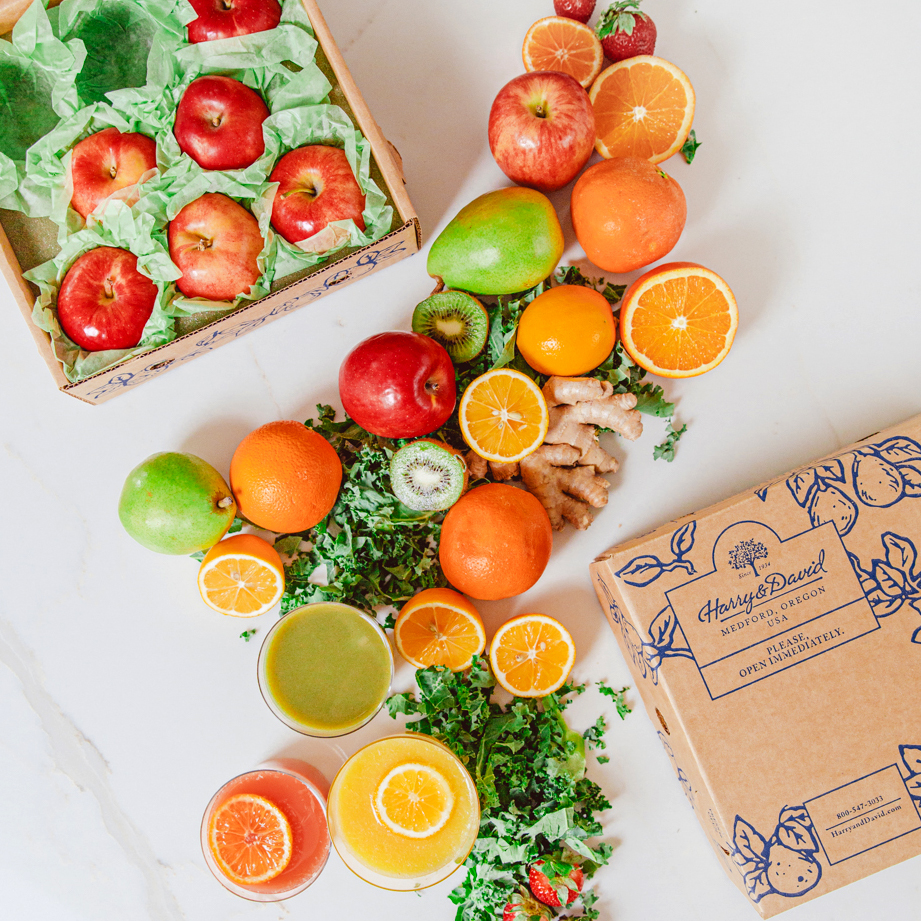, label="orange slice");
[208,793,293,885]
[589,55,695,163]
[375,763,455,838]
[619,262,738,378]
[522,16,604,89]
[459,369,549,464]
[394,587,486,671]
[197,533,285,617]
[489,613,576,698]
